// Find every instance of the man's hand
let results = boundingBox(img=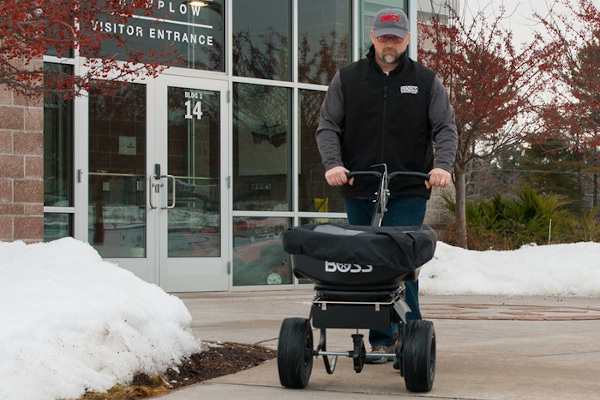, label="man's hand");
[325,165,352,186]
[425,168,452,189]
